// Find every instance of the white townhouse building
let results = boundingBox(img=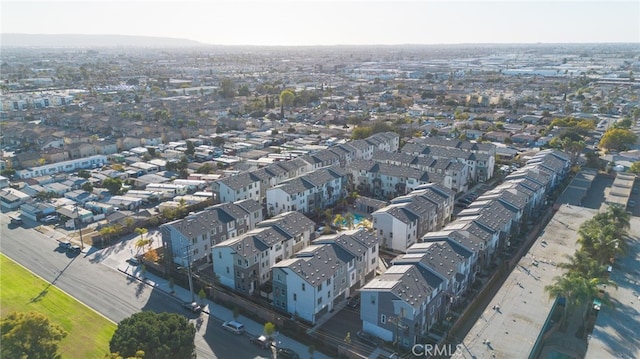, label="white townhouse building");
[272,228,380,324]
[348,159,447,200]
[272,244,353,324]
[215,173,262,204]
[266,166,346,216]
[212,211,315,296]
[373,184,455,252]
[161,199,263,267]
